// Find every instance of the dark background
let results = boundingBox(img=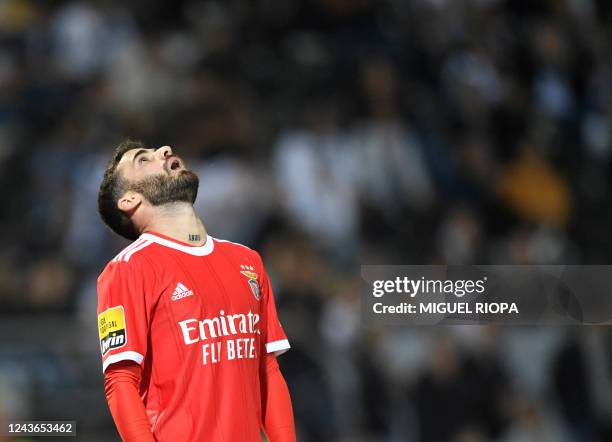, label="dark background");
[1,0,612,440]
